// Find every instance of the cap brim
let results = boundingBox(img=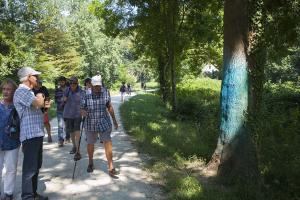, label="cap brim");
[92,82,102,86]
[32,71,41,75]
